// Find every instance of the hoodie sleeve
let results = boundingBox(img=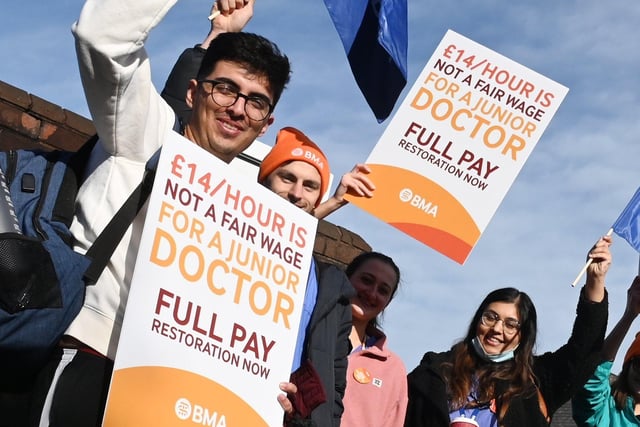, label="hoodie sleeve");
[72,0,177,162]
